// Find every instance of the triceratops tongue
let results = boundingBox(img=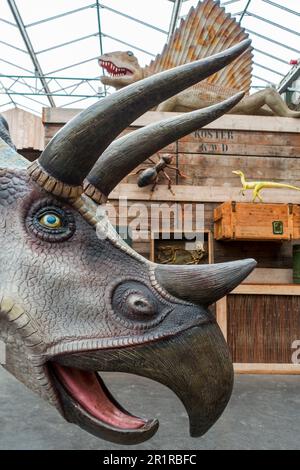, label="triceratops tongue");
[54,322,233,442]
